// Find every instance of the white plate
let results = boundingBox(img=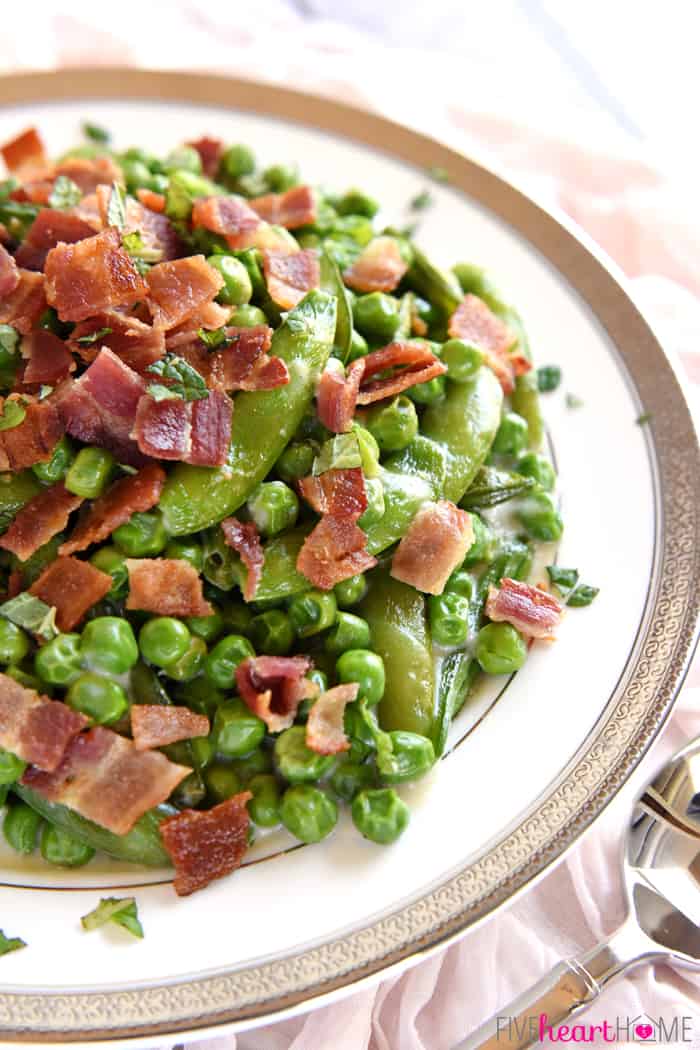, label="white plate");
[0,70,697,1047]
